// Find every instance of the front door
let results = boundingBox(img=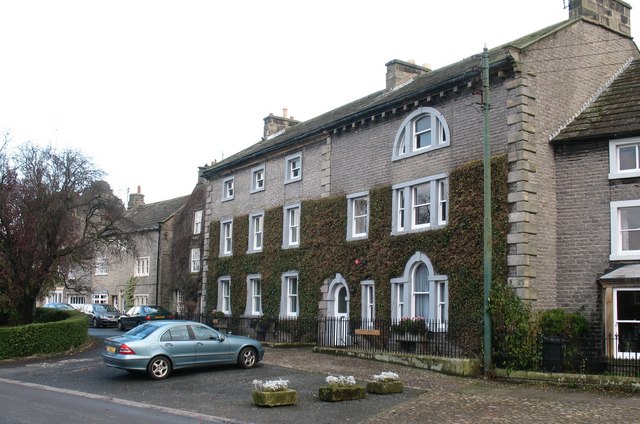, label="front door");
[329,279,349,346]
